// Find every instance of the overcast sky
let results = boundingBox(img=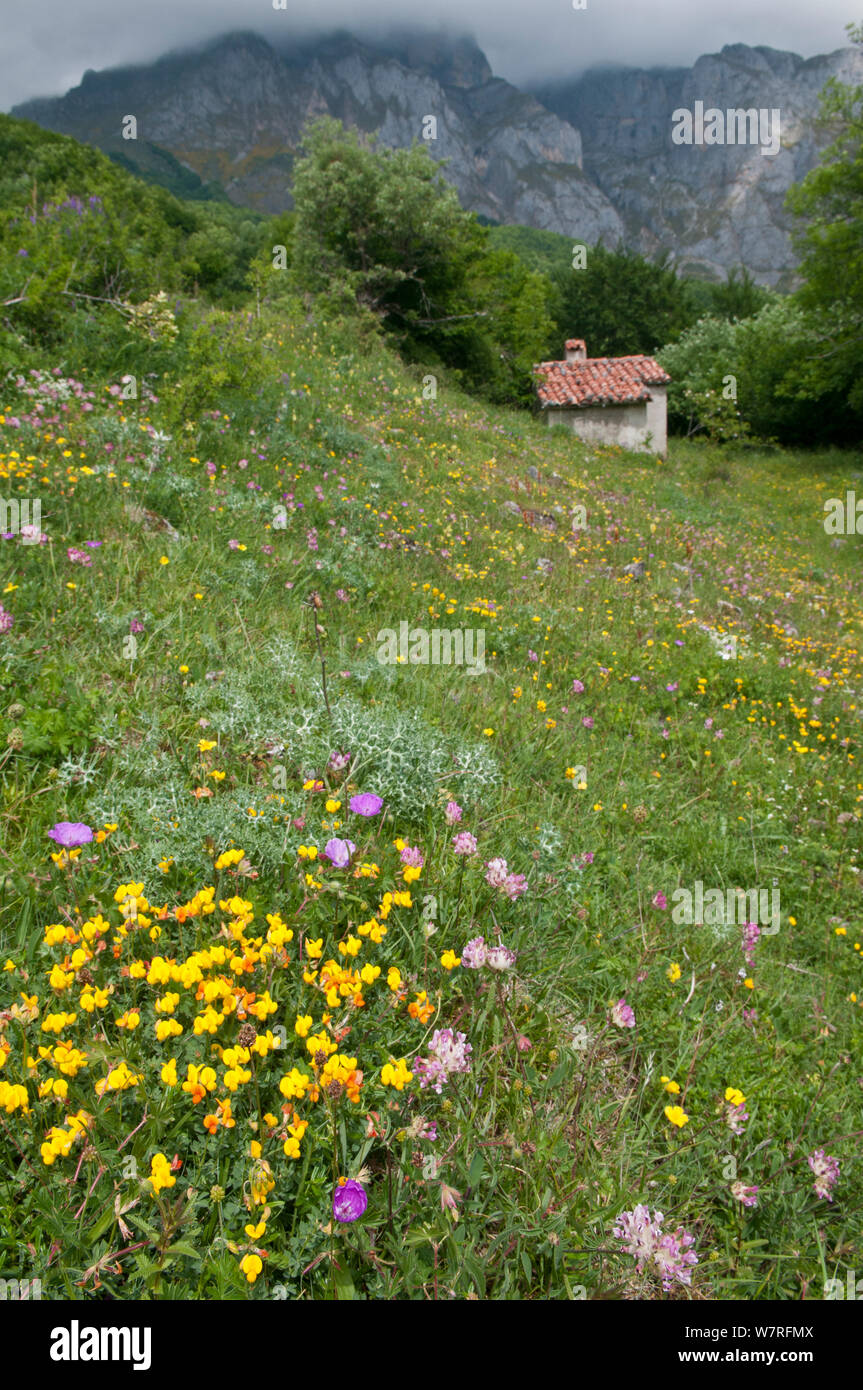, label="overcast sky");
[2,0,858,111]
